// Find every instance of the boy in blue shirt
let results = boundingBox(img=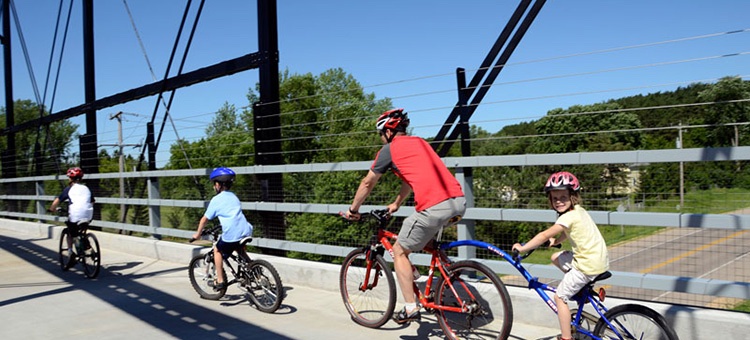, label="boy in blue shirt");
[192,167,253,291]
